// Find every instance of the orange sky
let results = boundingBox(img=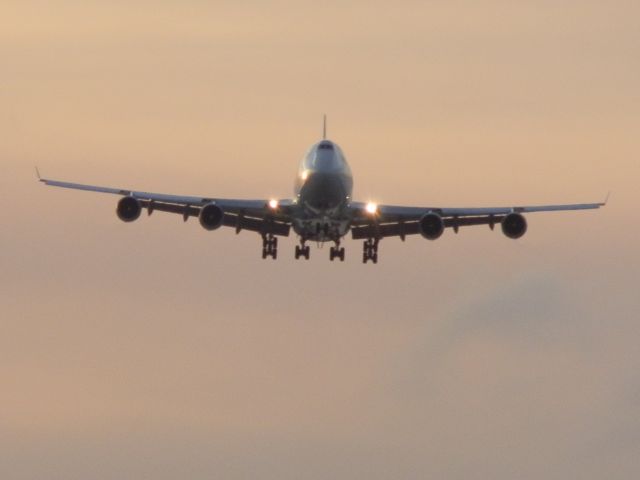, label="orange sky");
[1,1,639,478]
